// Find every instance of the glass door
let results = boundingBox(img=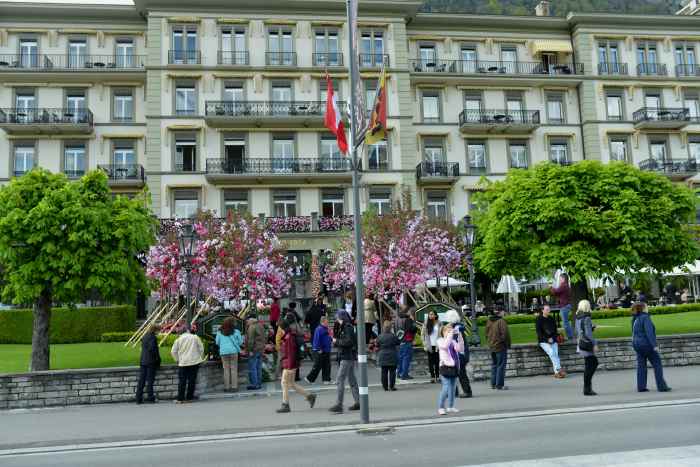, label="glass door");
[321,138,342,171]
[19,40,38,68]
[224,140,245,173]
[645,94,661,120]
[68,40,87,69]
[116,40,134,68]
[15,92,35,123]
[273,138,294,173]
[461,47,477,73]
[66,92,86,123]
